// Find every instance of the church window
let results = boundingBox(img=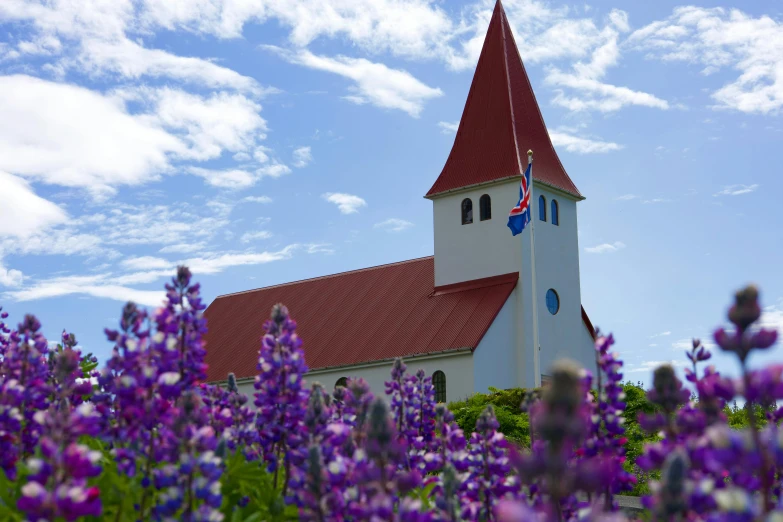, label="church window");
[546,289,559,315]
[479,194,491,221]
[461,198,473,225]
[335,377,348,389]
[433,371,446,403]
[551,200,559,226]
[539,195,546,221]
